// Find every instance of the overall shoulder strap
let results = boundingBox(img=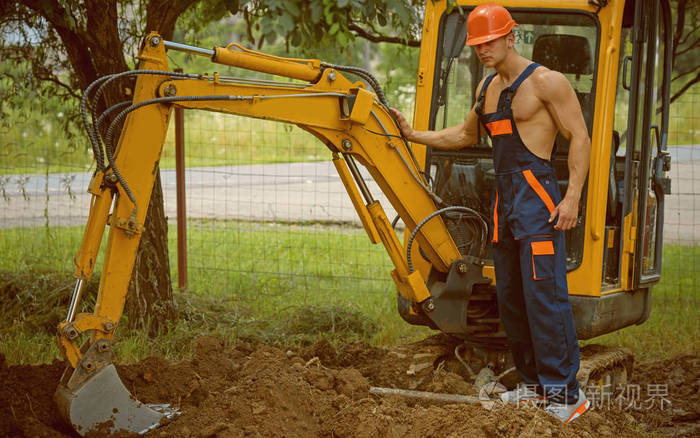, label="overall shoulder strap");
[498,63,541,111]
[475,73,497,141]
[475,73,497,117]
[509,62,540,92]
